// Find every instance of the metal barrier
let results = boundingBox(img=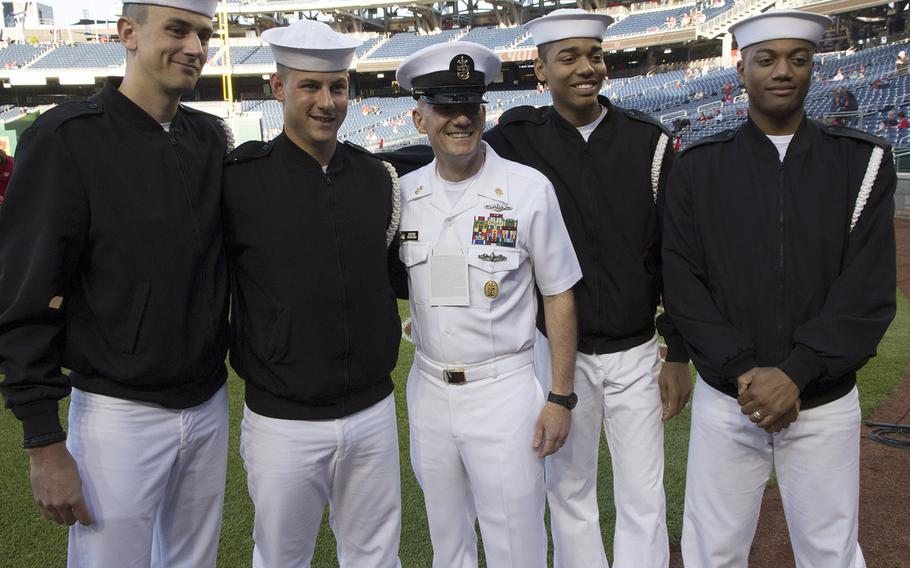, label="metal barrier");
[660,109,688,124]
[894,148,910,172]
